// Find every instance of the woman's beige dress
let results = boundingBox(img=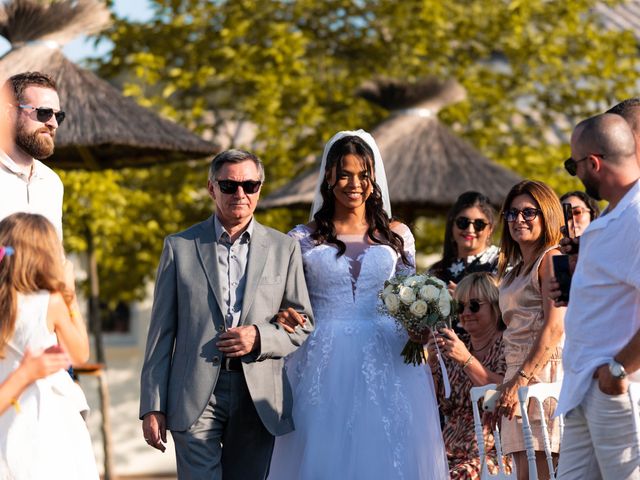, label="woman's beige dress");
[498,247,563,455]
